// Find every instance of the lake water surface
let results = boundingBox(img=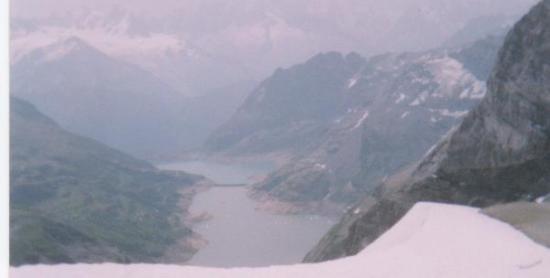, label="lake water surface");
[157,160,275,184]
[157,160,335,267]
